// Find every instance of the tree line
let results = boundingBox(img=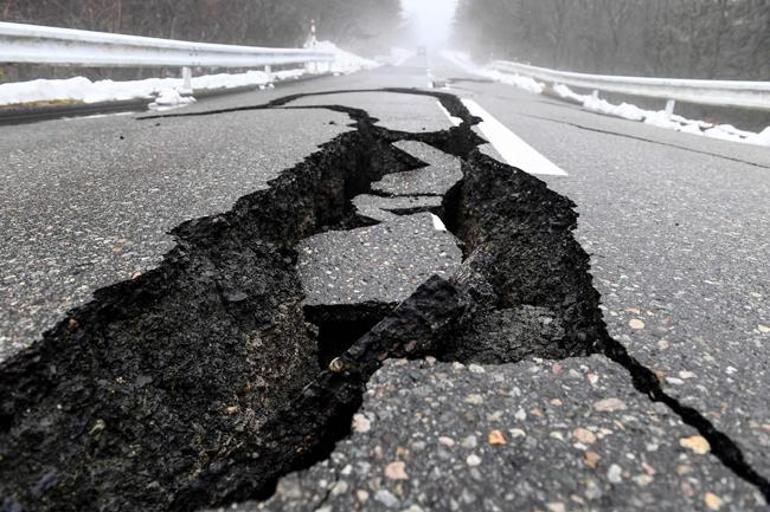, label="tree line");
[0,0,401,50]
[453,0,770,80]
